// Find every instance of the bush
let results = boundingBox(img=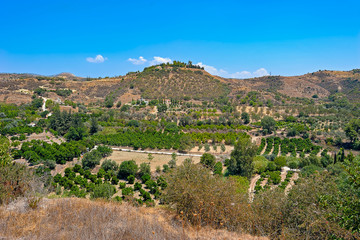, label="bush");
[111,176,119,185]
[139,163,150,177]
[91,183,116,200]
[162,164,169,173]
[288,161,298,169]
[268,171,281,185]
[301,164,323,177]
[101,159,118,172]
[229,175,250,194]
[274,156,287,168]
[127,175,135,184]
[73,164,82,173]
[141,173,151,183]
[200,153,216,168]
[117,160,138,179]
[213,162,223,175]
[96,145,113,157]
[119,182,126,189]
[0,162,35,204]
[82,151,102,170]
[163,160,246,227]
[253,156,269,174]
[122,187,134,197]
[267,161,277,171]
[134,182,142,191]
